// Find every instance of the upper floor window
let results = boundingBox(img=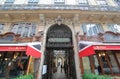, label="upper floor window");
[28,0,39,4]
[0,24,5,33]
[54,0,65,4]
[108,24,120,33]
[78,0,88,4]
[82,23,103,36]
[5,0,15,4]
[115,0,120,6]
[97,0,107,5]
[116,0,120,1]
[10,23,37,37]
